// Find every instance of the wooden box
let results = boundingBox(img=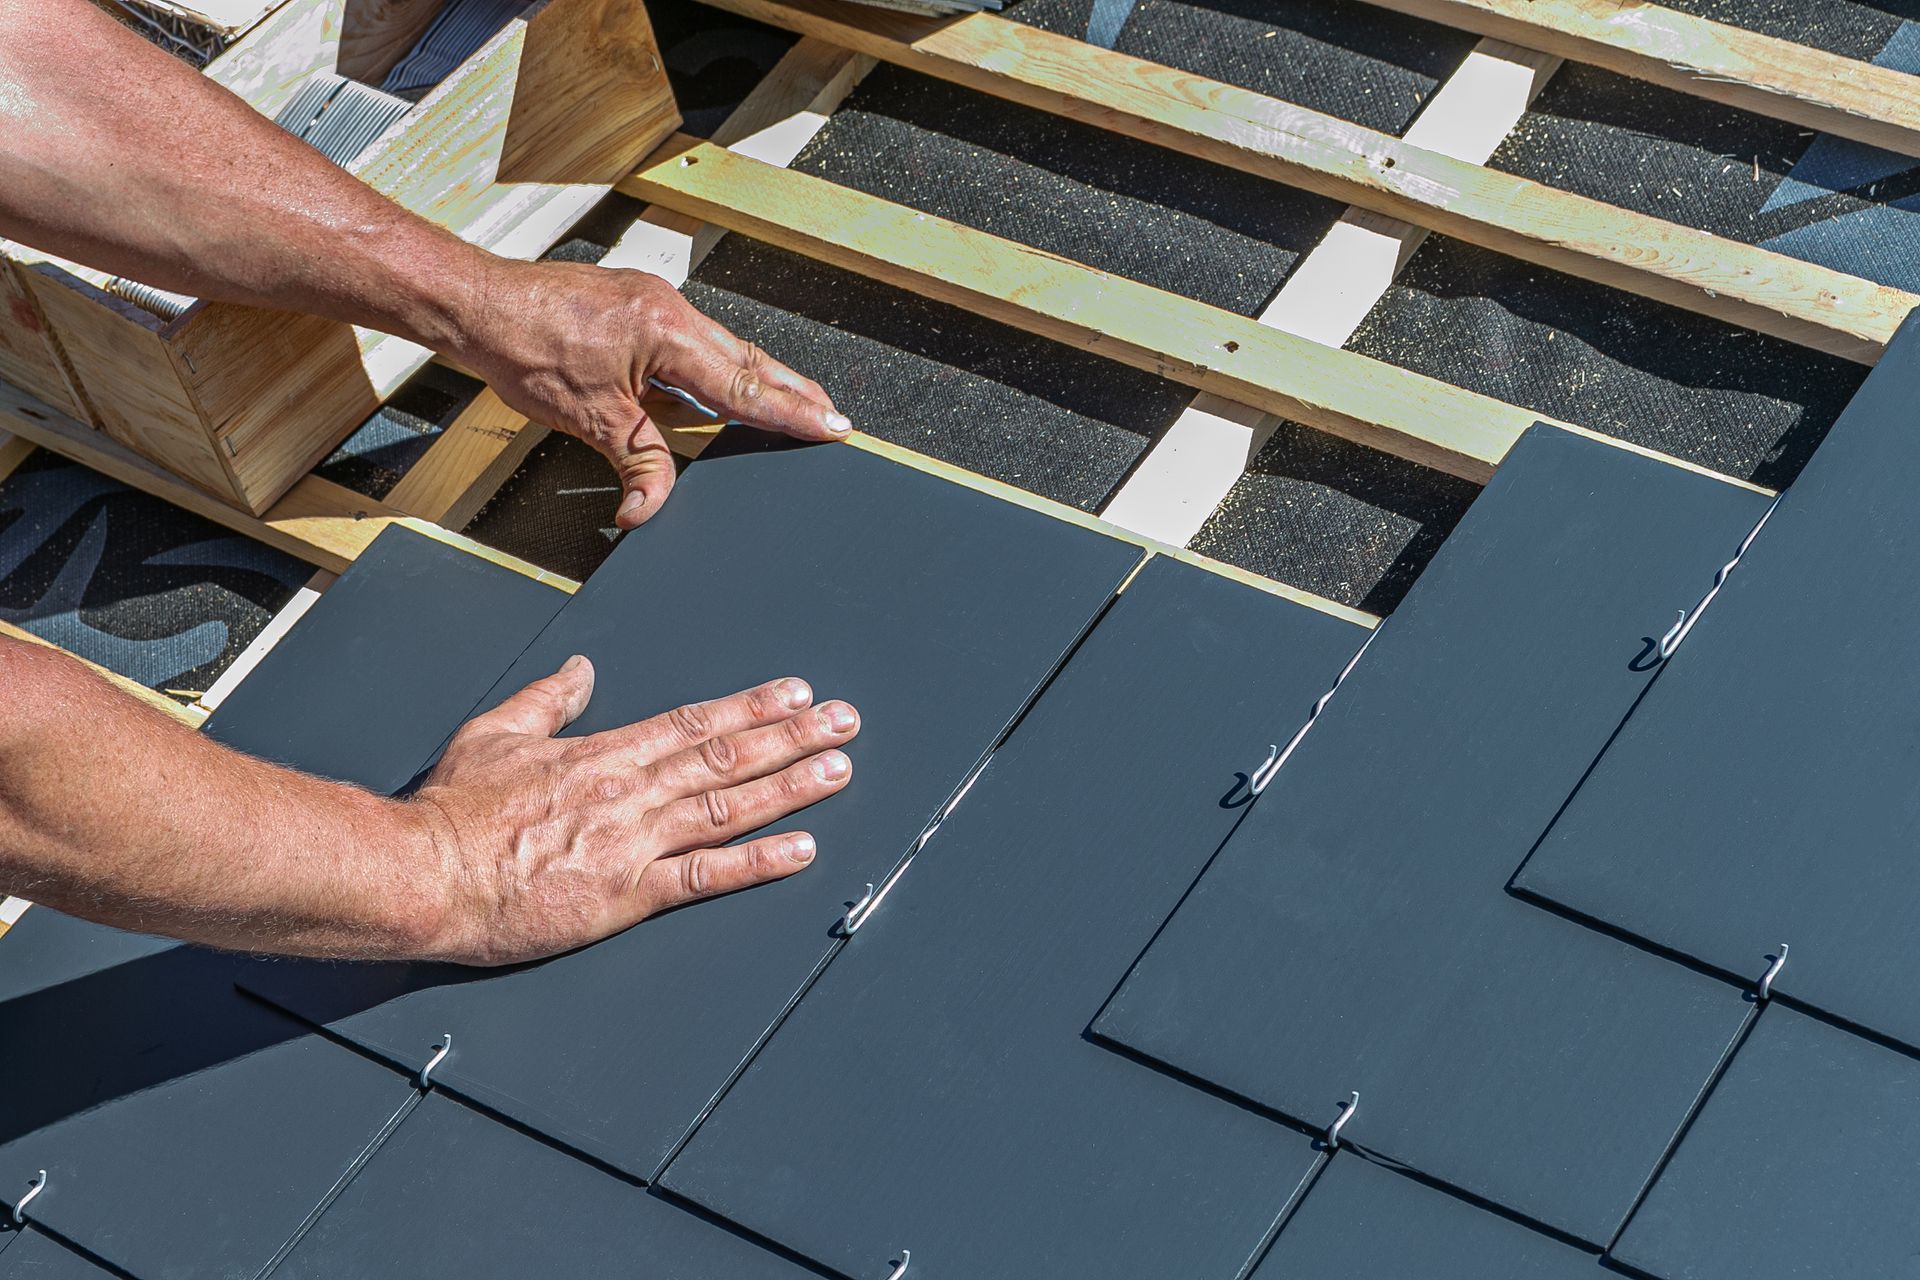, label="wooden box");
[0,0,679,513]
